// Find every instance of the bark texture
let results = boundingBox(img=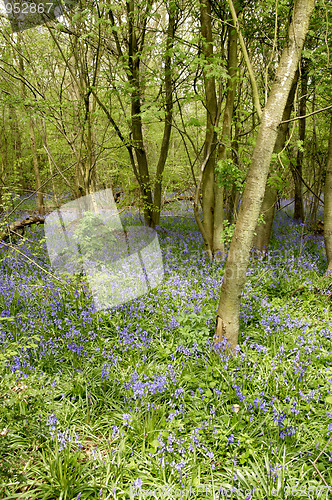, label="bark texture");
[216,0,315,351]
[324,117,332,272]
[0,216,45,241]
[200,0,219,253]
[214,22,238,259]
[127,1,154,226]
[152,7,176,226]
[28,119,45,215]
[293,58,308,221]
[195,2,238,258]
